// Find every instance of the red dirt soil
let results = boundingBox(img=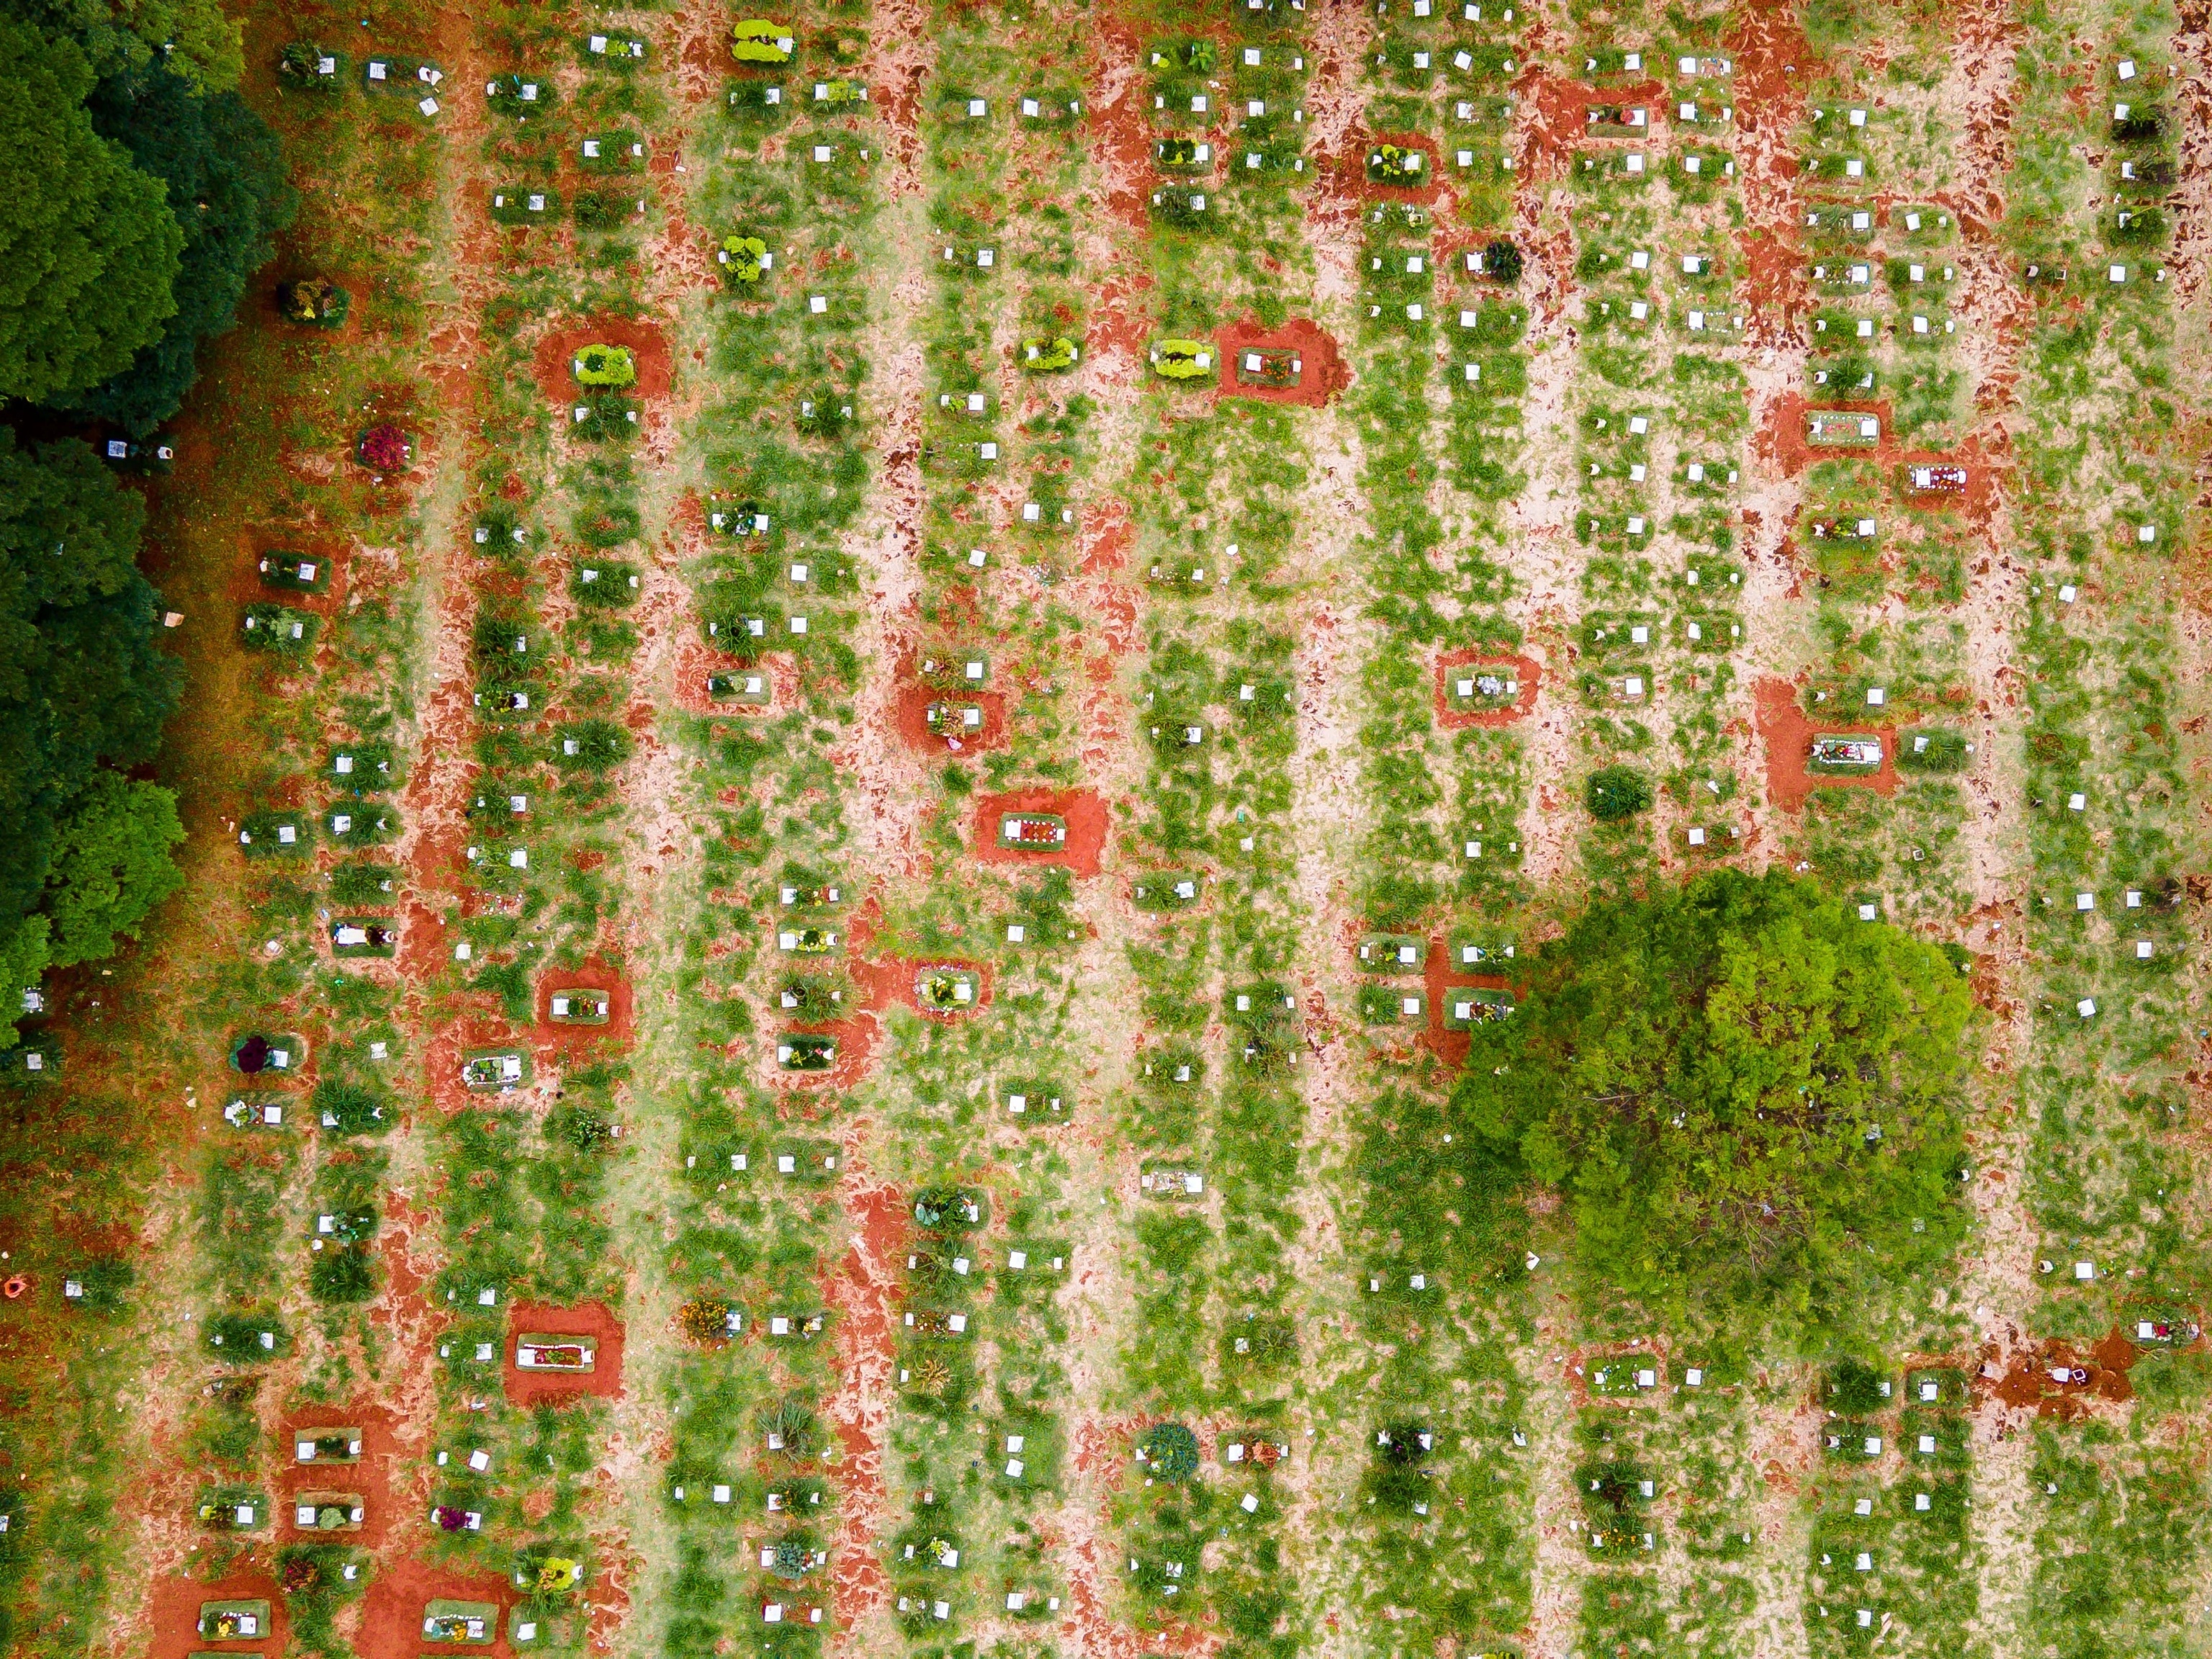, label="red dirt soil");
[278,1399,408,1547]
[533,960,634,1059]
[1725,0,1818,344]
[357,1561,519,1659]
[1087,270,1156,373]
[873,956,994,1019]
[1434,650,1542,729]
[1079,500,1132,577]
[503,1299,626,1405]
[1421,935,1517,1069]
[970,788,1108,876]
[529,318,673,403]
[149,1570,289,1659]
[1989,1328,2141,1418]
[1085,14,1154,230]
[1516,75,1666,184]
[1342,130,1446,204]
[891,682,1007,753]
[1753,677,1900,812]
[1212,317,1351,409]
